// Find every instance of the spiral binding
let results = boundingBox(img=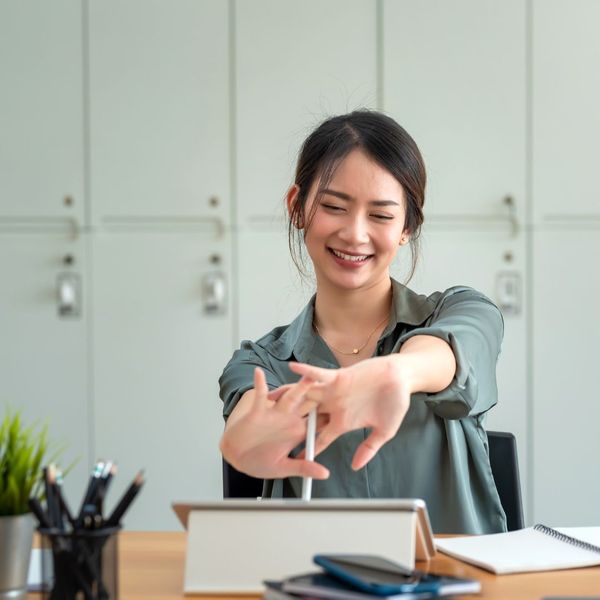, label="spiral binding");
[534,523,600,555]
